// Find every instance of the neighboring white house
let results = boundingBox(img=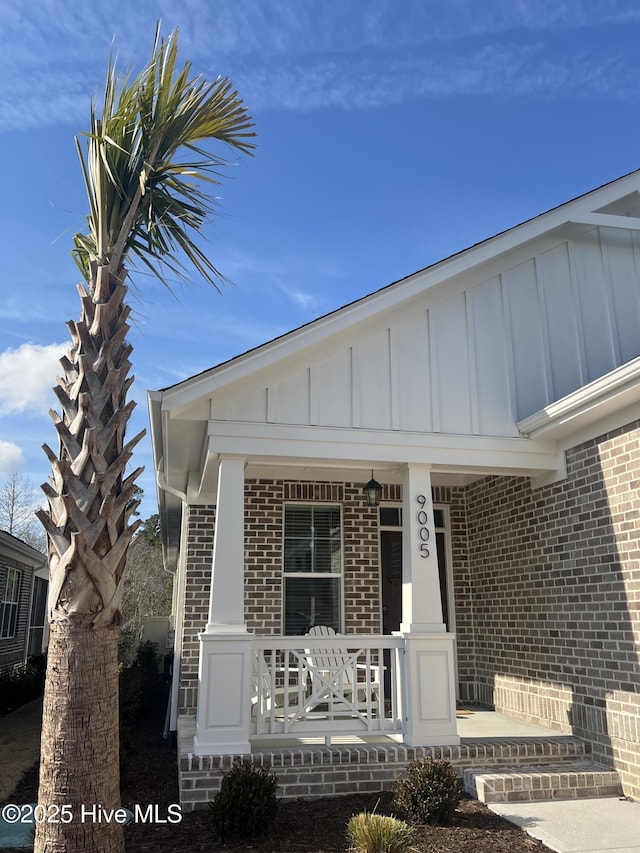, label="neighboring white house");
[149,169,640,806]
[0,531,48,670]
